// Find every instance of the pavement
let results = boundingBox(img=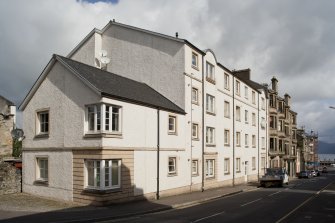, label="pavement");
[0,182,259,223]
